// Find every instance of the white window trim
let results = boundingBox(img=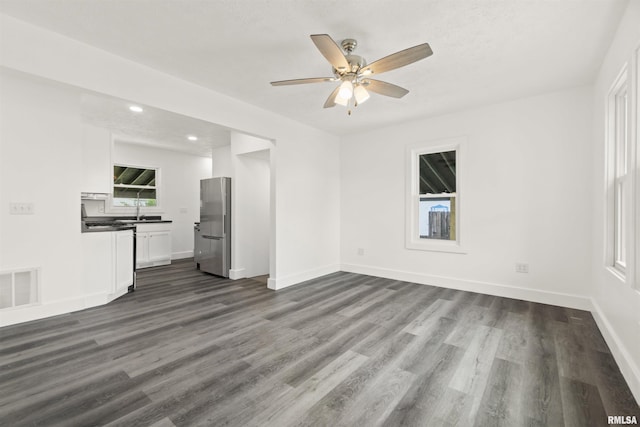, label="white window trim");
[405,137,467,254]
[605,64,630,282]
[634,42,640,292]
[107,162,163,215]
